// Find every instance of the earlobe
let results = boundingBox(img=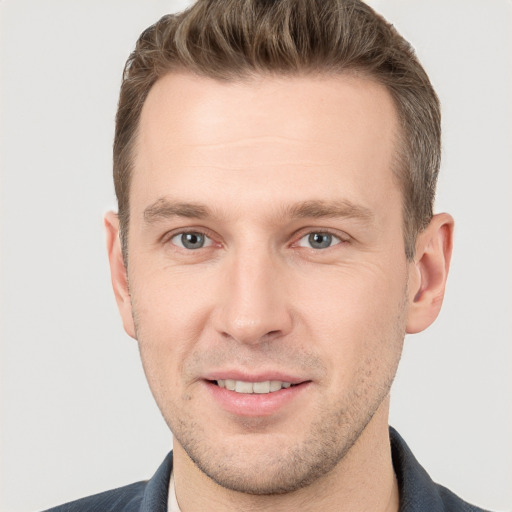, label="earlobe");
[406,213,454,334]
[104,211,136,339]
